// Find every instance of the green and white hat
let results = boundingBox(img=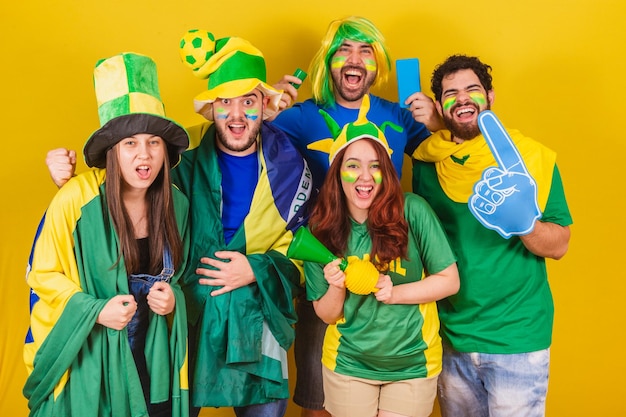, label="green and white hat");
[83,52,189,168]
[179,29,283,121]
